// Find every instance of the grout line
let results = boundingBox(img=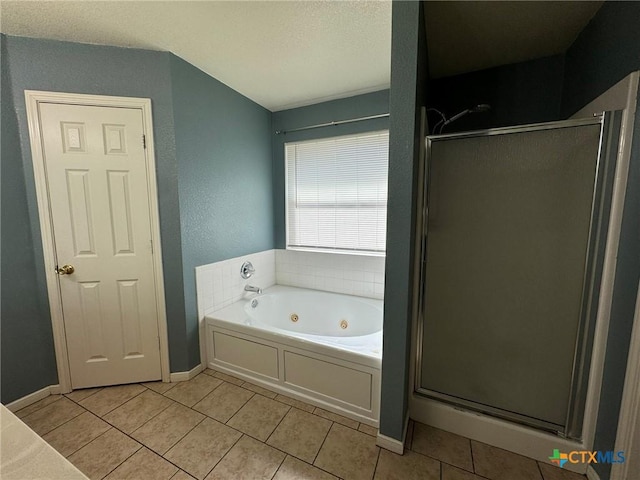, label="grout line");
[311,419,334,465]
[201,433,247,479]
[370,447,382,480]
[269,451,287,480]
[263,403,293,445]
[469,438,476,473]
[97,437,143,480]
